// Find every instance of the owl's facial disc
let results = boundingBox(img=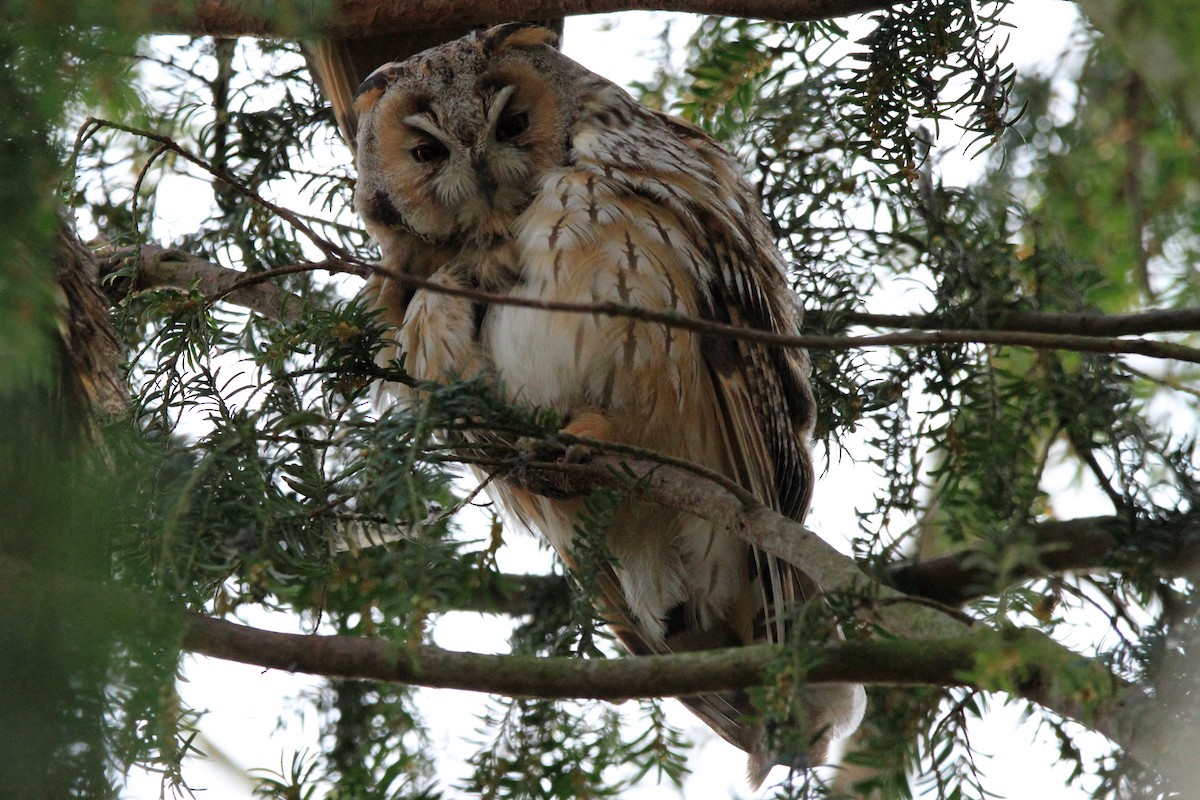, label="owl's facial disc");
[357,39,572,247]
[368,83,538,241]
